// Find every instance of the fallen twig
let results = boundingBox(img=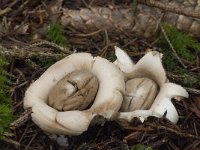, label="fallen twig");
[21,40,71,54]
[25,132,38,150]
[0,43,65,59]
[100,30,110,57]
[75,28,104,37]
[2,138,20,149]
[185,87,200,95]
[148,124,200,140]
[0,0,17,16]
[138,0,200,19]
[10,108,32,130]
